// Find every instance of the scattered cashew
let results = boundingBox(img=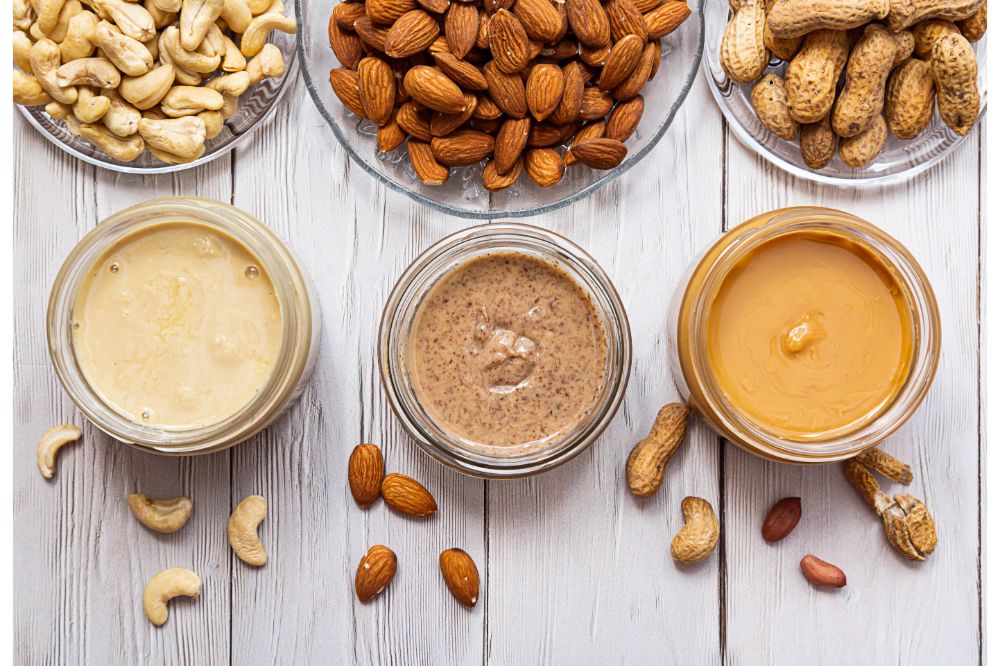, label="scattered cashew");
[227,494,267,566]
[30,38,78,103]
[159,83,222,115]
[118,61,173,108]
[102,88,141,134]
[78,121,145,159]
[179,0,223,50]
[204,70,248,95]
[59,10,98,61]
[127,493,194,533]
[245,41,282,84]
[161,25,219,73]
[238,11,295,57]
[45,100,72,118]
[219,0,251,32]
[36,424,81,479]
[198,108,223,137]
[56,56,120,87]
[143,567,201,626]
[90,0,156,41]
[33,0,67,36]
[93,20,153,76]
[14,30,35,72]
[73,86,110,120]
[13,70,53,105]
[670,496,720,563]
